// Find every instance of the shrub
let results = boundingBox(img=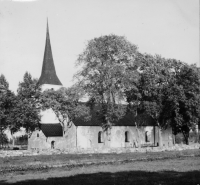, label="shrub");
[0,132,9,148]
